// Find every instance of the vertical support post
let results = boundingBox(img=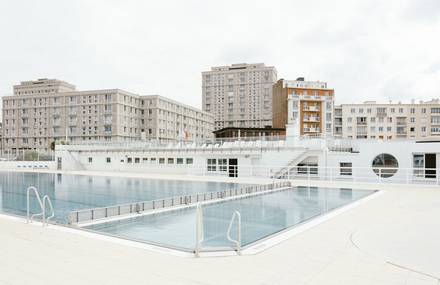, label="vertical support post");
[195,203,204,257]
